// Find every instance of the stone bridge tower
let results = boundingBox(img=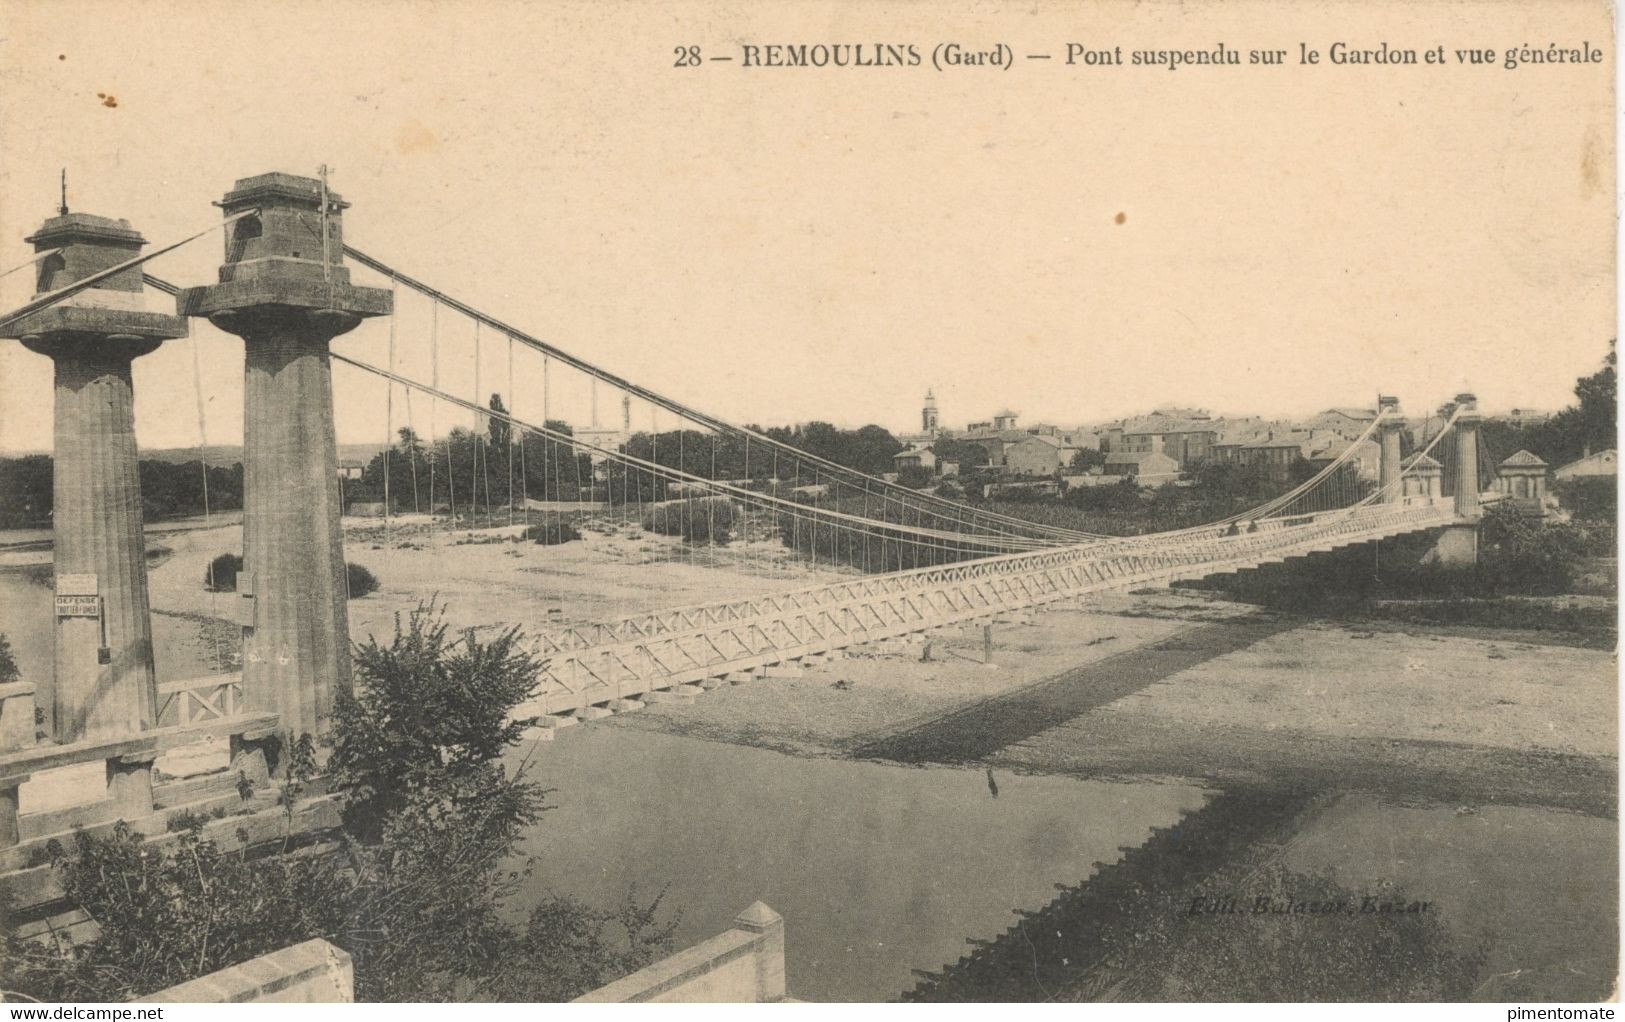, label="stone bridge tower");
[0,213,187,741]
[179,173,391,740]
